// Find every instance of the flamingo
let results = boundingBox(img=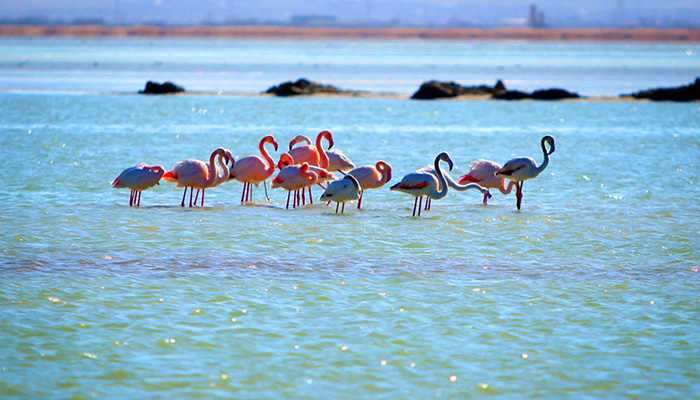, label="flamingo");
[162,148,231,207]
[319,174,361,214]
[283,131,335,203]
[496,135,556,210]
[194,148,235,205]
[390,152,489,217]
[229,135,278,203]
[347,161,392,209]
[420,164,491,211]
[288,133,353,172]
[390,152,455,217]
[277,153,337,205]
[111,163,165,206]
[458,160,517,205]
[270,163,318,209]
